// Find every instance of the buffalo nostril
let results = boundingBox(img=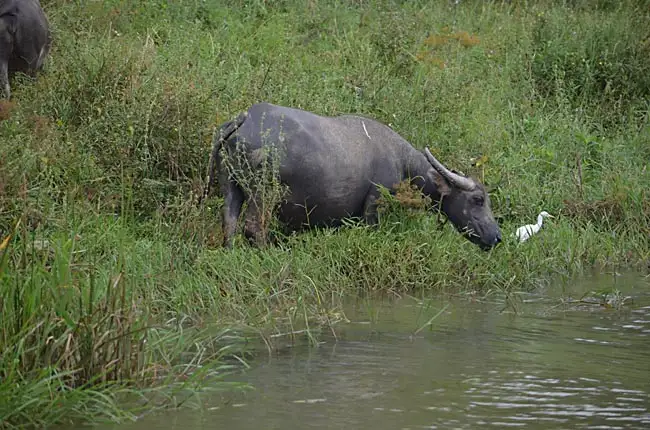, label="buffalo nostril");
[494,234,502,244]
